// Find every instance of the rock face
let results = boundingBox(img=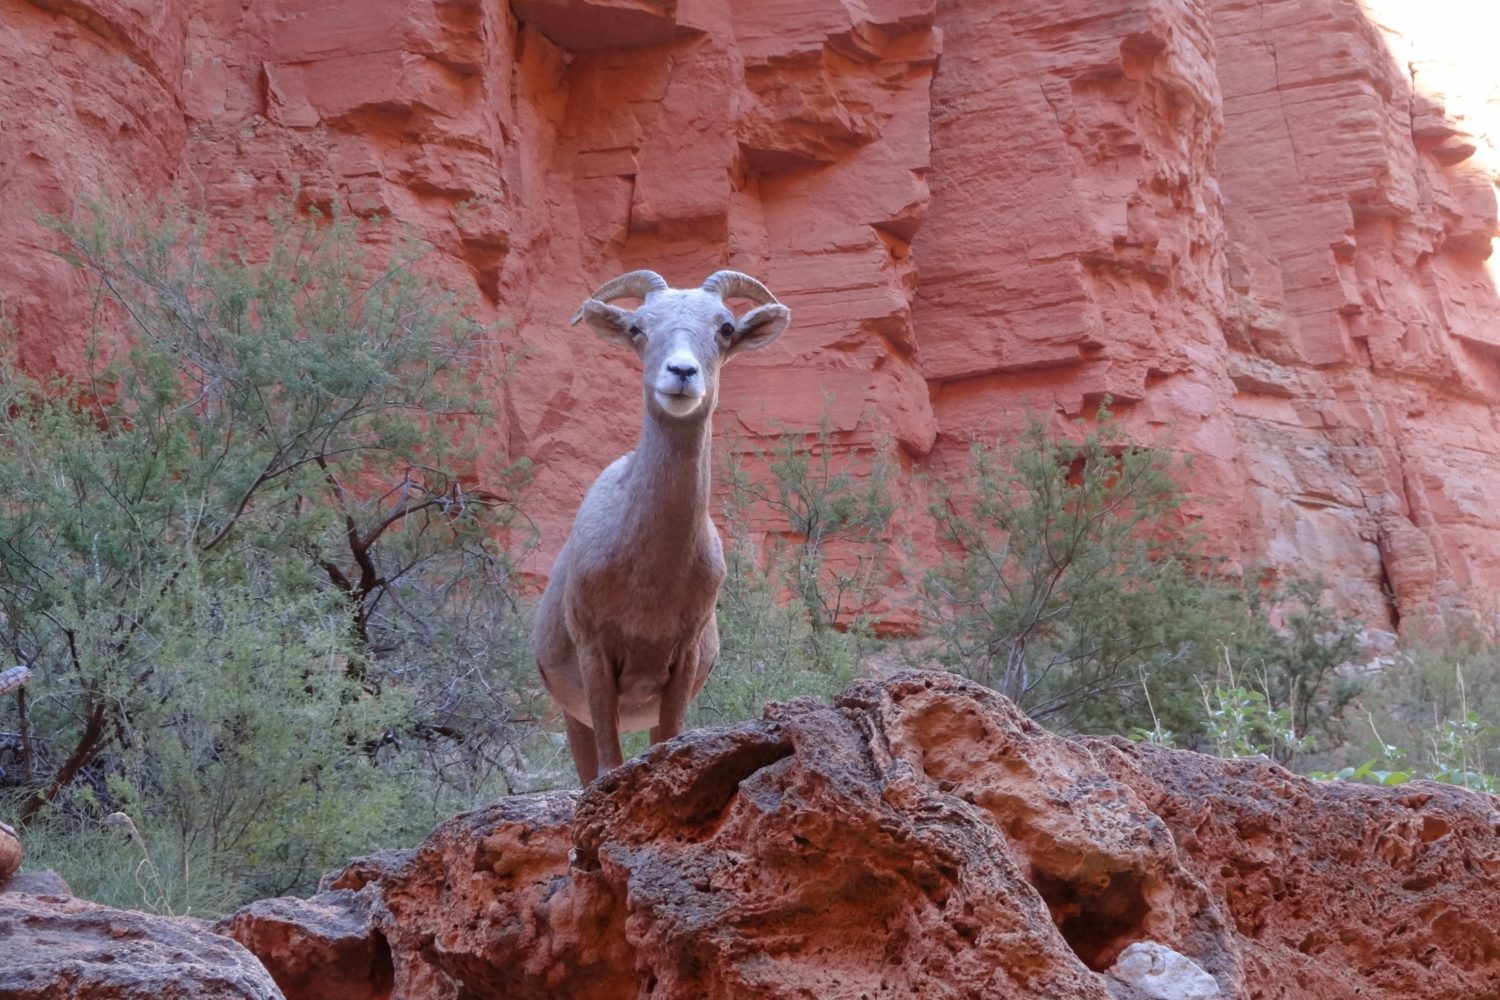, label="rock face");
[226,673,1500,1000]
[0,892,286,1000]
[2,0,1498,627]
[215,890,393,1000]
